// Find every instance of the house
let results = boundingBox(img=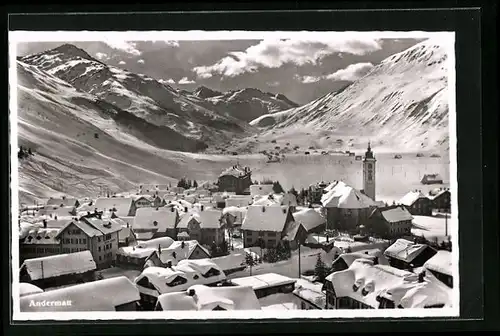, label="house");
[144,240,211,268]
[292,207,326,234]
[293,278,326,310]
[222,206,247,230]
[20,276,140,312]
[250,184,274,198]
[132,194,163,209]
[421,174,444,185]
[398,190,433,216]
[19,283,44,297]
[134,260,227,310]
[20,226,61,263]
[156,284,261,311]
[20,250,97,289]
[225,196,253,208]
[93,197,135,217]
[321,180,377,232]
[210,253,246,275]
[55,216,122,269]
[116,237,175,269]
[241,205,296,248]
[383,239,437,271]
[282,221,309,250]
[330,249,385,273]
[423,250,453,288]
[176,209,225,246]
[229,273,296,299]
[217,164,252,195]
[323,258,416,309]
[279,192,298,211]
[46,196,80,208]
[428,188,451,213]
[38,205,77,218]
[133,207,179,241]
[368,205,414,238]
[118,224,136,247]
